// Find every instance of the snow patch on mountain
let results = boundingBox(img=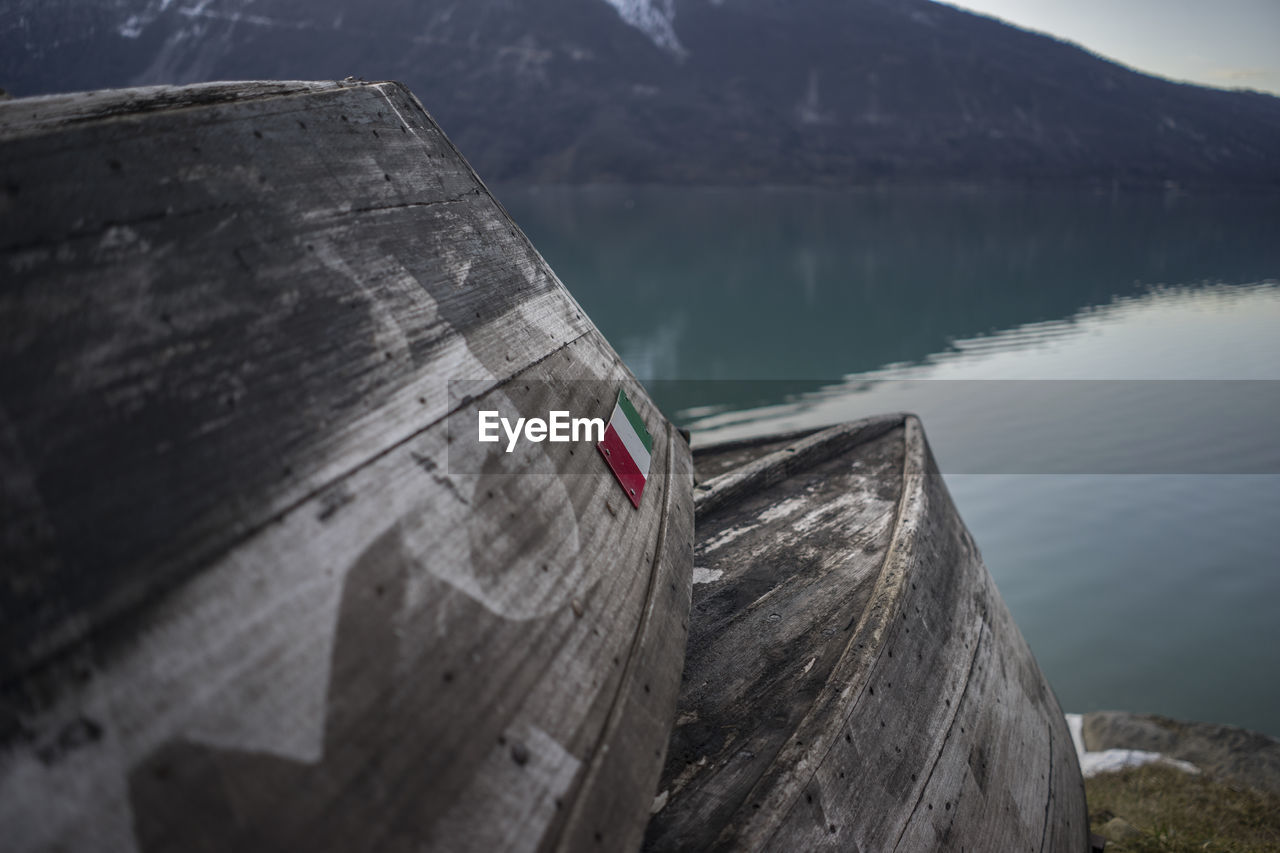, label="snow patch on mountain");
[115,0,178,38]
[115,0,314,45]
[598,0,685,56]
